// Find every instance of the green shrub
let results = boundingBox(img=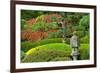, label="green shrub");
[22,49,71,62]
[22,43,72,62]
[77,31,85,38]
[65,38,70,44]
[79,44,89,60]
[80,35,89,44]
[21,42,89,62]
[21,19,28,30]
[38,38,63,45]
[36,15,45,22]
[21,51,26,60]
[79,15,90,31]
[32,21,48,32]
[48,22,58,29]
[21,38,63,52]
[47,31,62,38]
[21,41,35,52]
[26,43,72,55]
[52,57,71,61]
